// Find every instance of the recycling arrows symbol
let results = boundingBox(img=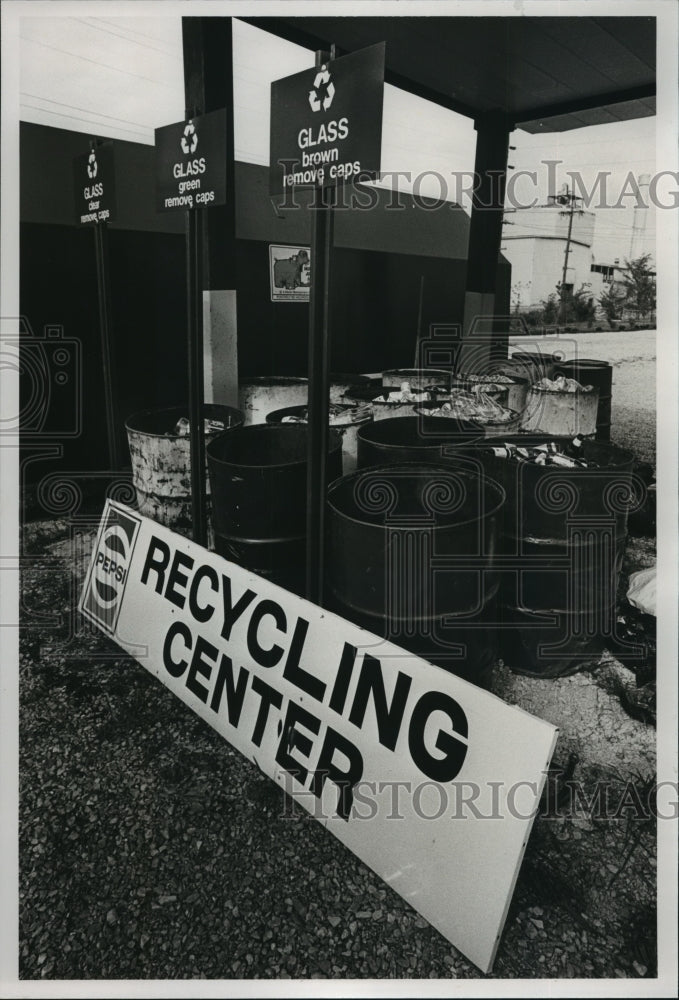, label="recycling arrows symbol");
[308,66,335,112]
[180,121,198,155]
[87,151,98,179]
